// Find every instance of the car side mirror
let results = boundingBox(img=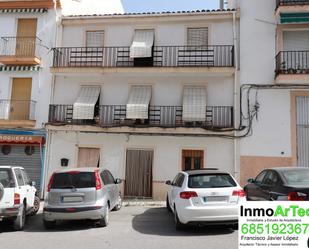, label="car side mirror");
[115,178,122,184]
[247,178,255,184]
[165,180,172,185]
[30,181,36,187]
